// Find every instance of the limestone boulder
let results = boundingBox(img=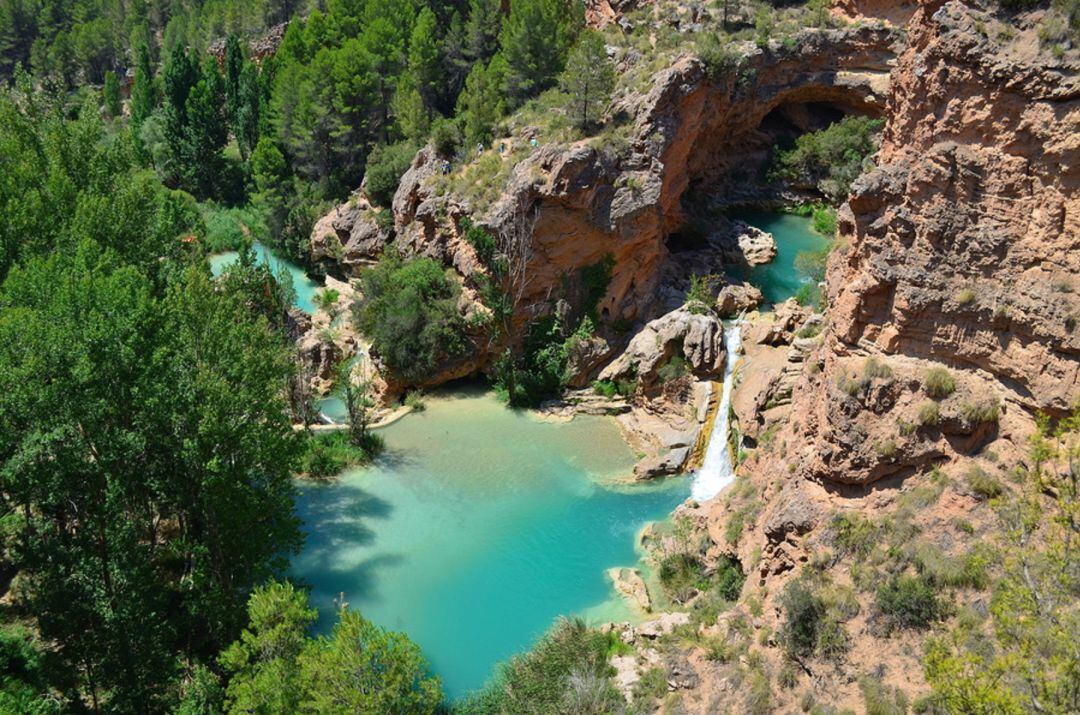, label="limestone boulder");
[709,219,777,267]
[600,308,726,389]
[716,283,764,317]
